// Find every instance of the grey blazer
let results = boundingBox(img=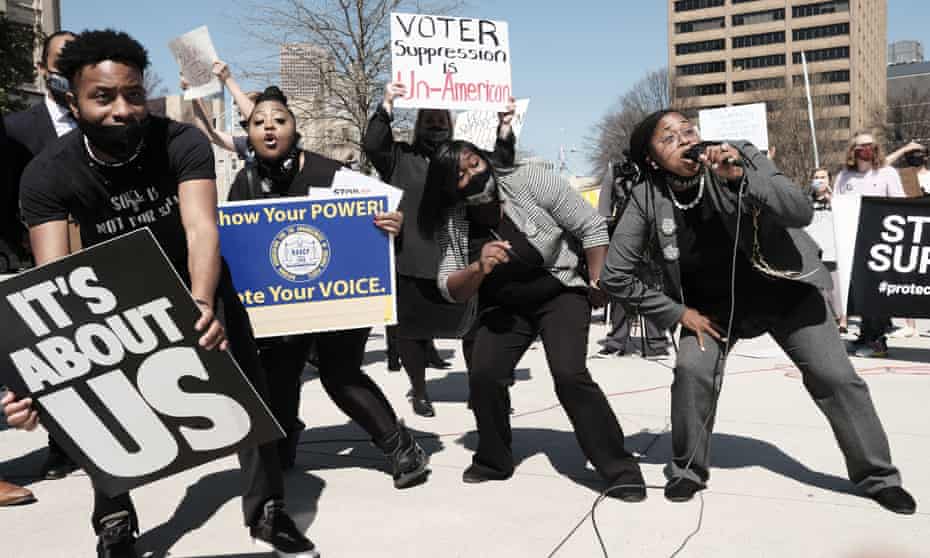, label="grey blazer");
[600,141,831,331]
